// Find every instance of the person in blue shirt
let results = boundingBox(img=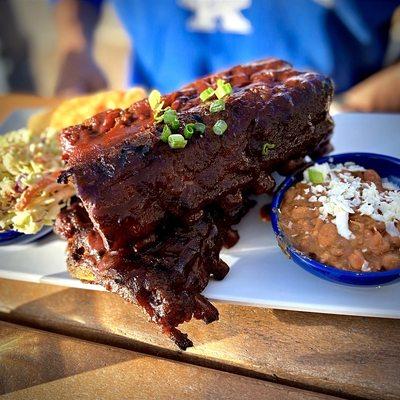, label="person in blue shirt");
[54,0,400,111]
